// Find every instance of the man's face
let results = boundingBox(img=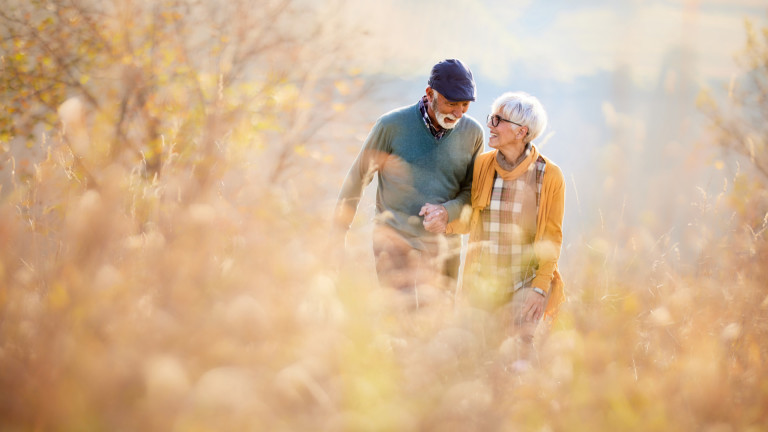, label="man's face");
[427,88,471,130]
